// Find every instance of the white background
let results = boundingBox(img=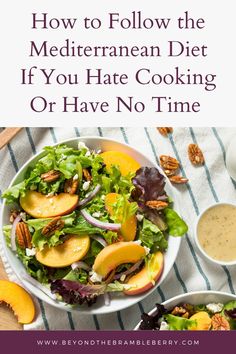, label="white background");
[0,0,235,126]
